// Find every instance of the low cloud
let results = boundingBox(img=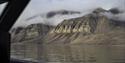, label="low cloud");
[11,0,125,27]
